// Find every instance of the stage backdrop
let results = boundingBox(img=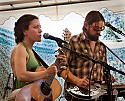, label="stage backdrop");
[0,8,125,100]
